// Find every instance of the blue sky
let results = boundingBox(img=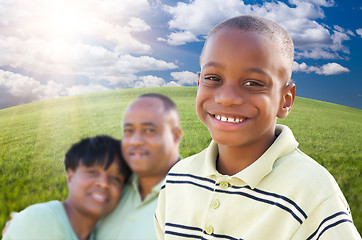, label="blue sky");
[0,0,361,109]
